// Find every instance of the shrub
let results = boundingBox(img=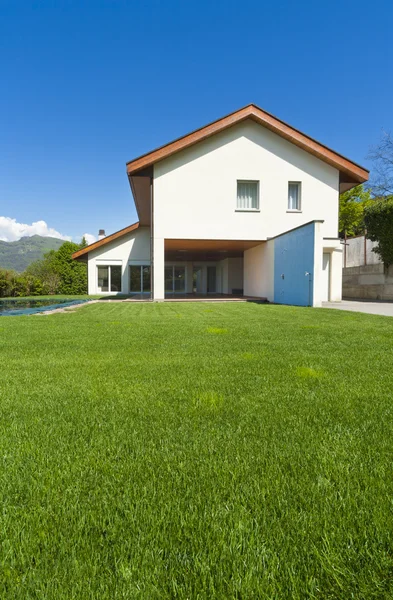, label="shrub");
[364,197,393,266]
